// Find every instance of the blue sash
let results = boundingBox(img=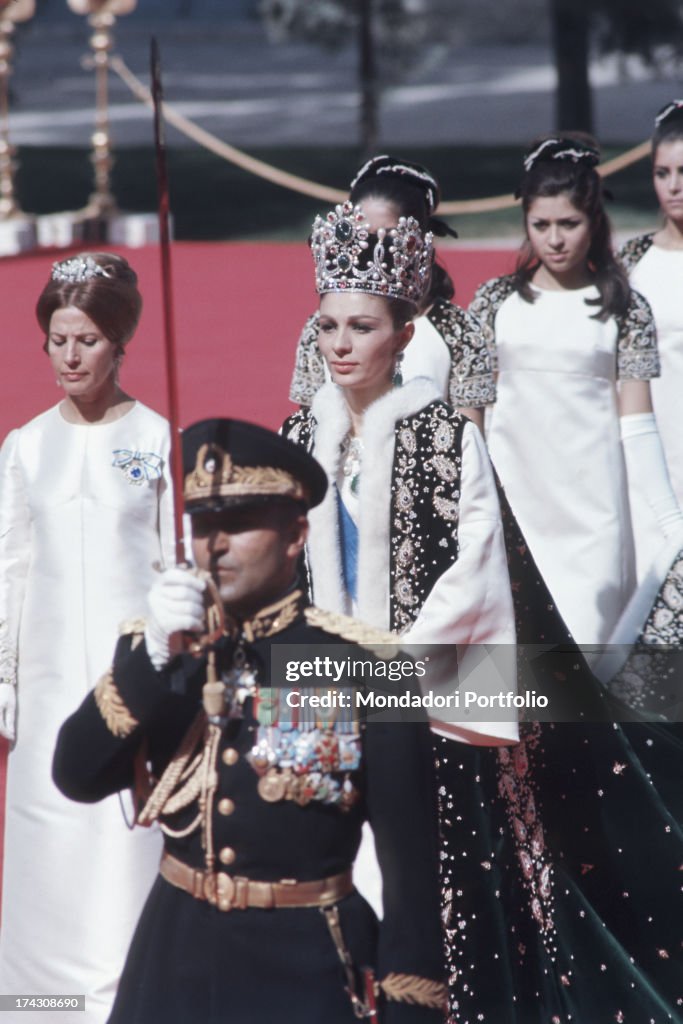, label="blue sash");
[336,486,359,602]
